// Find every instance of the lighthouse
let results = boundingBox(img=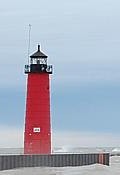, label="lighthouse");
[24,45,53,154]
